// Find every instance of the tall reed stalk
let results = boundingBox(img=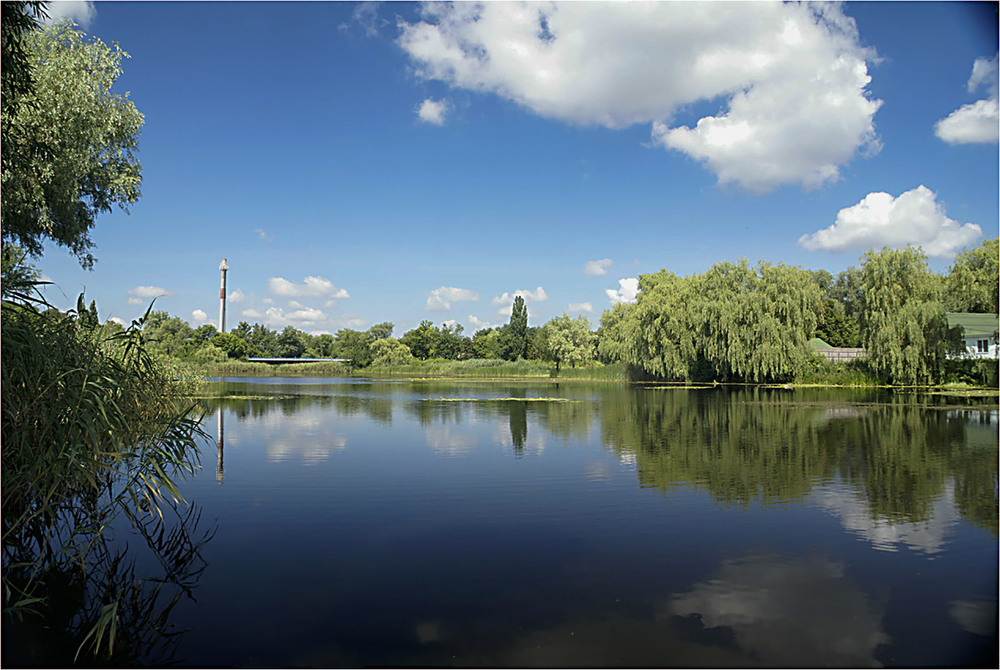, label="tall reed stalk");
[2,282,209,663]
